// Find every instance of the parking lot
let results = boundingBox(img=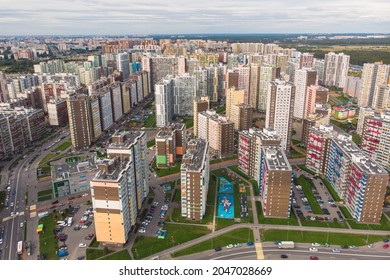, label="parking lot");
[292,169,343,222]
[137,184,170,238]
[54,205,96,260]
